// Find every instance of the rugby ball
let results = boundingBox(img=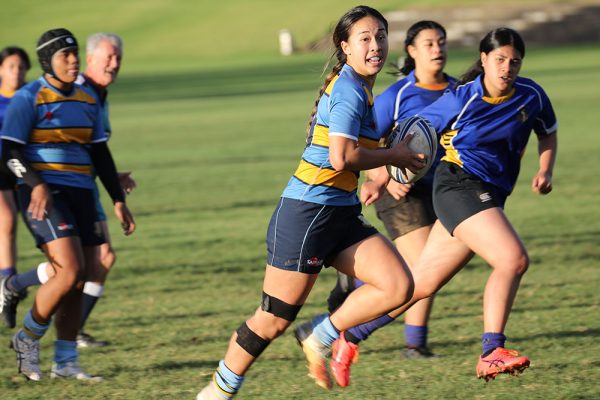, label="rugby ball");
[385,116,437,184]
